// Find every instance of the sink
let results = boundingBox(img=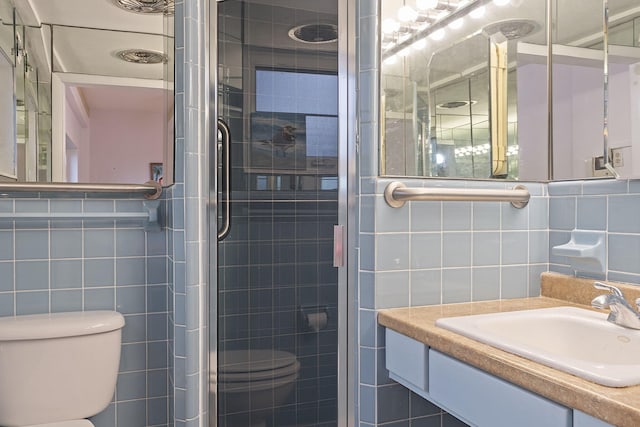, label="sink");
[435,306,640,387]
